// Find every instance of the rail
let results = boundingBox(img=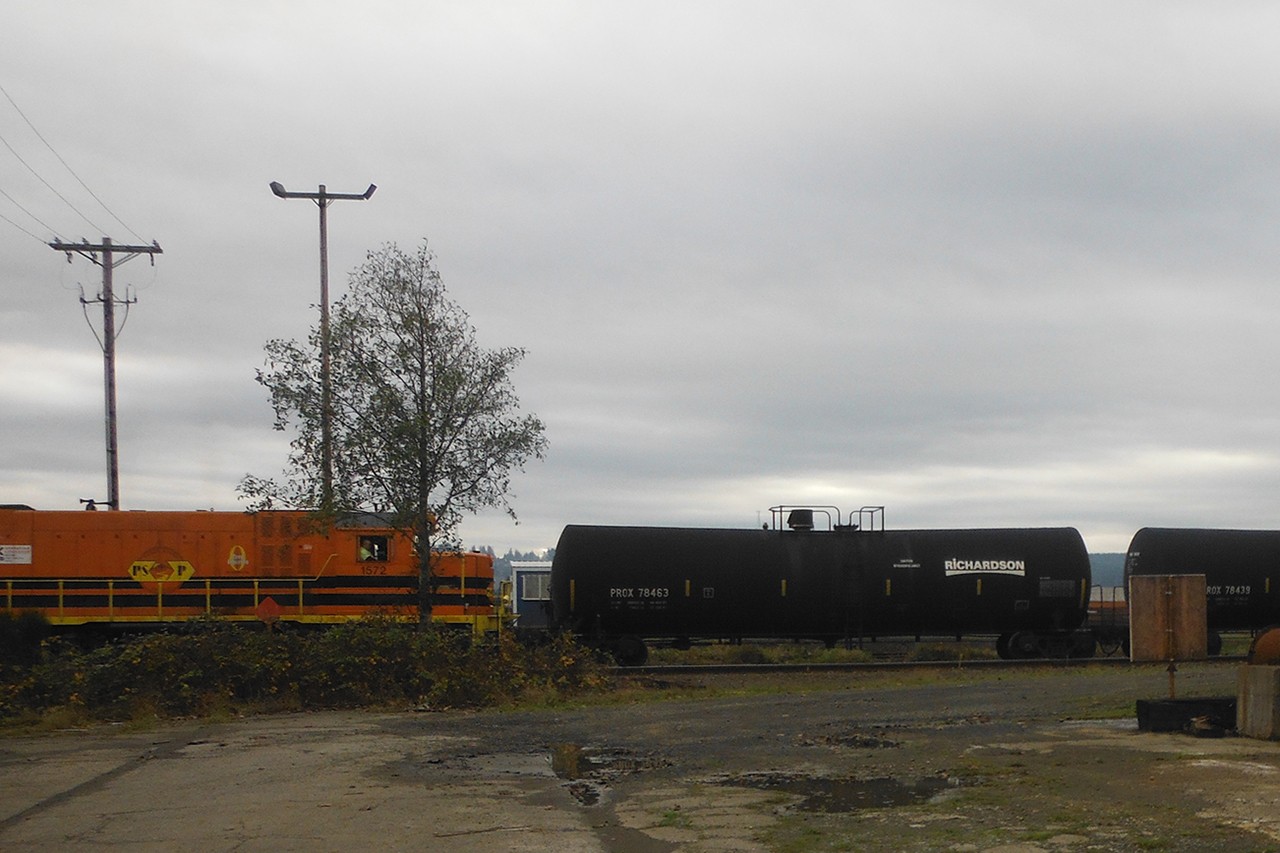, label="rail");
[616,655,1244,675]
